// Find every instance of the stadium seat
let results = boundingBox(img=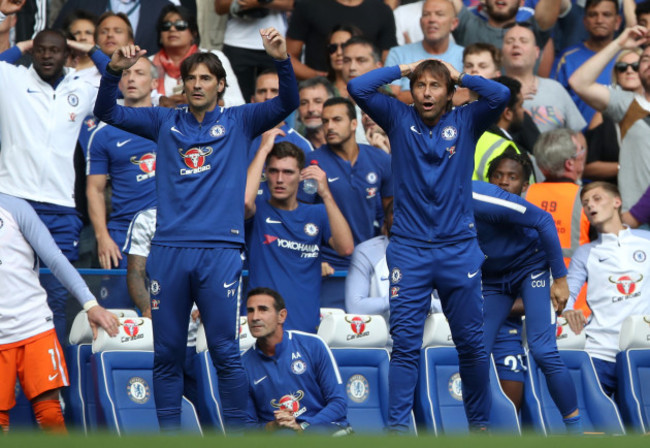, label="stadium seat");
[66,309,138,432]
[318,313,416,434]
[615,315,650,433]
[524,349,624,435]
[415,313,520,435]
[91,318,202,434]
